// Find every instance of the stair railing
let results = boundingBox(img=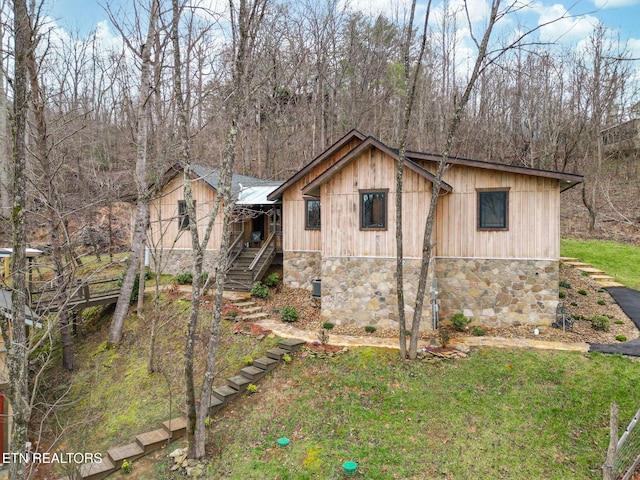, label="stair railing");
[227,227,245,267]
[248,231,275,283]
